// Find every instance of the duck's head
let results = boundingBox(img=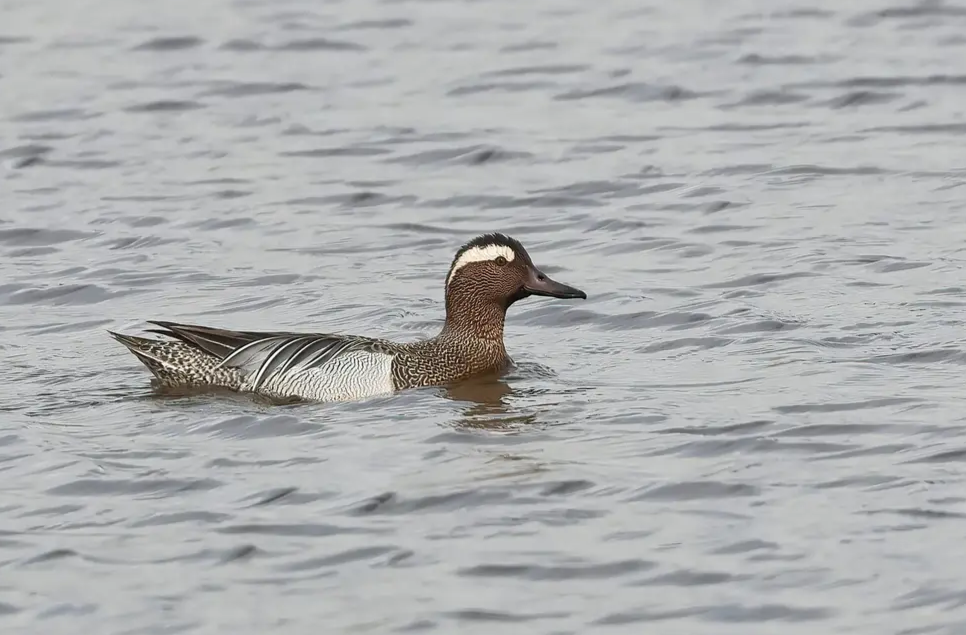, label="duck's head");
[445,233,586,311]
